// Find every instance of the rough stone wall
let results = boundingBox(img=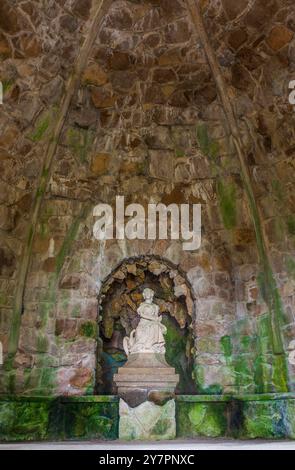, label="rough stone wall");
[0,0,294,396]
